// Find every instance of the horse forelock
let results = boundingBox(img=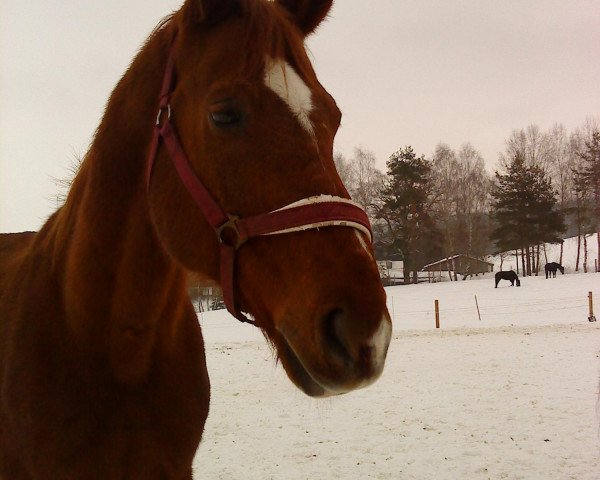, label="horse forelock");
[241,1,319,138]
[236,0,309,77]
